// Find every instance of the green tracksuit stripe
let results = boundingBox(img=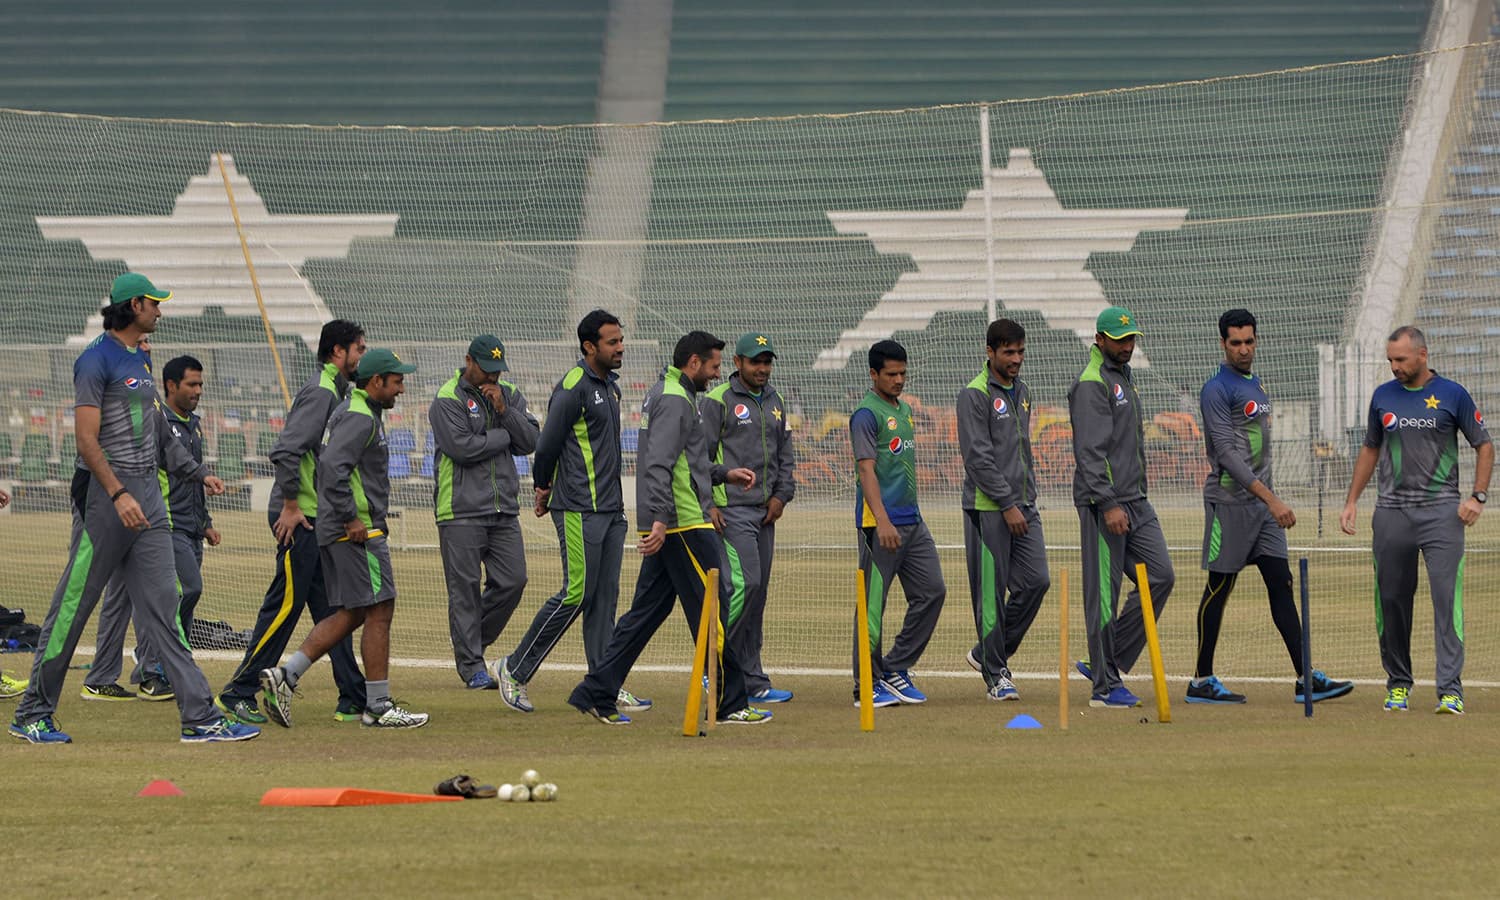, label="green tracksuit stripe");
[43,531,95,662]
[436,454,455,521]
[1207,513,1222,563]
[367,547,383,594]
[1372,558,1384,637]
[572,418,598,509]
[866,560,885,647]
[563,510,586,607]
[724,539,747,628]
[1097,531,1114,627]
[980,539,998,639]
[1455,555,1465,642]
[158,468,173,530]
